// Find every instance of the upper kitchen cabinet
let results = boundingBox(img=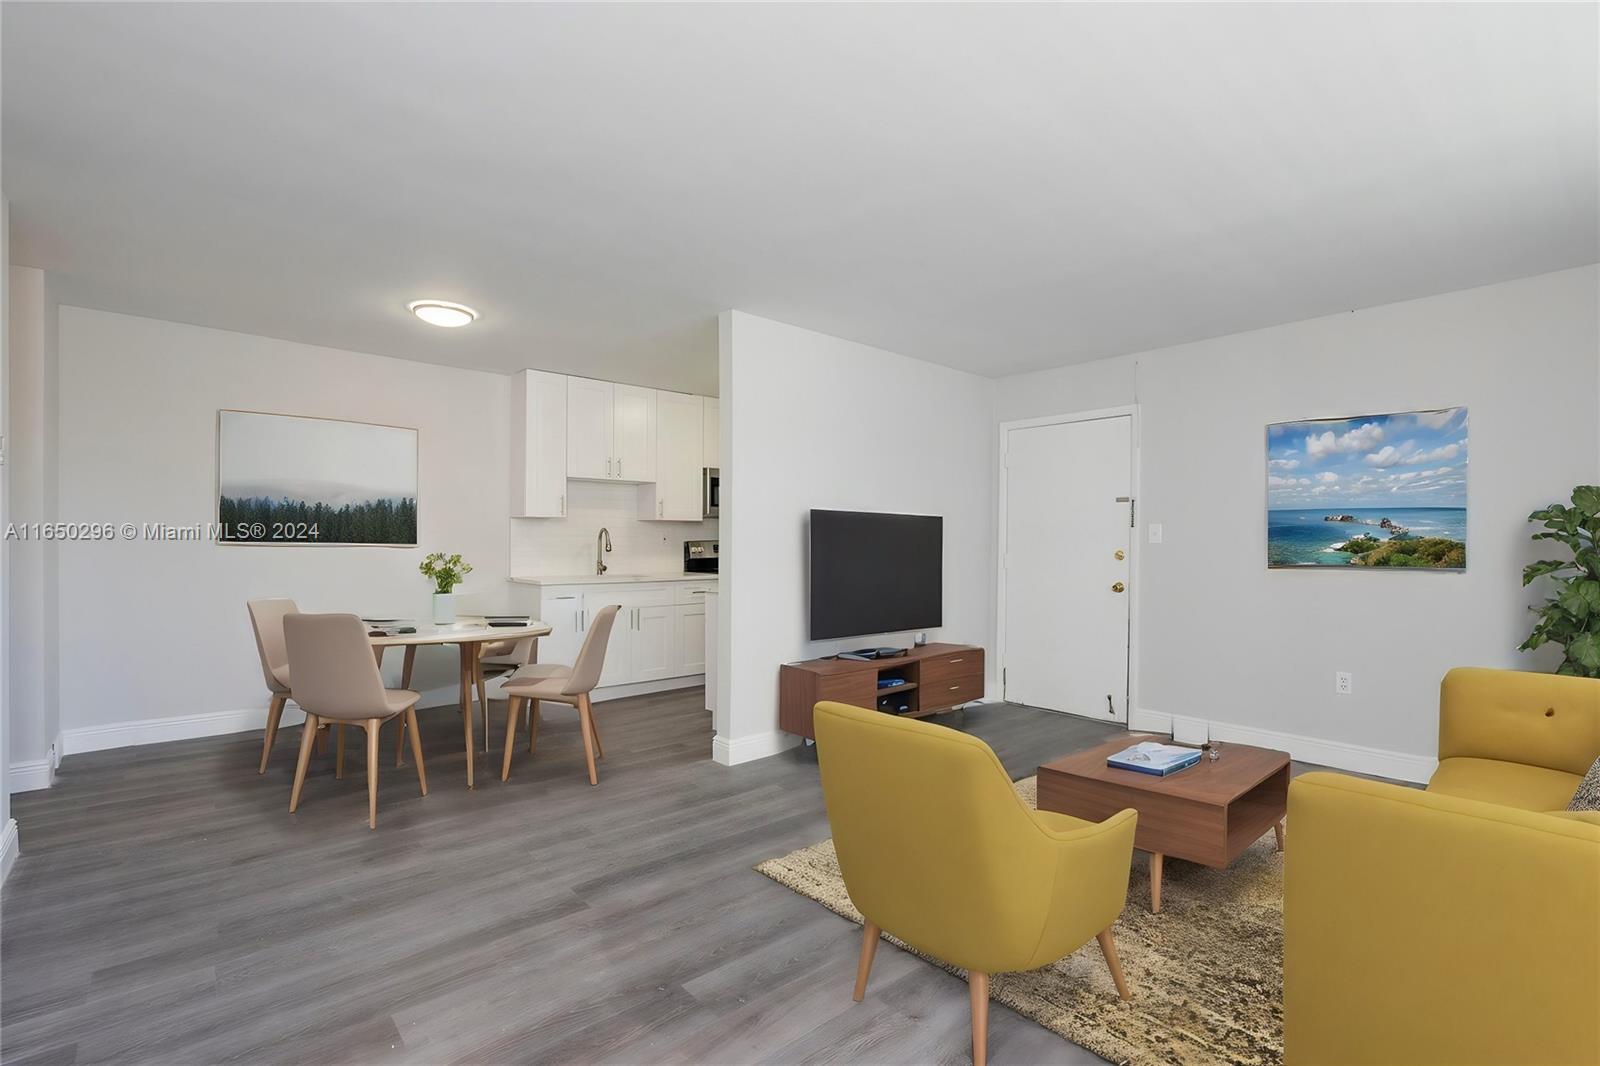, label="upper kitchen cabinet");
[511,370,568,517]
[612,383,657,483]
[640,390,703,521]
[567,378,657,483]
[702,397,720,468]
[566,377,615,480]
